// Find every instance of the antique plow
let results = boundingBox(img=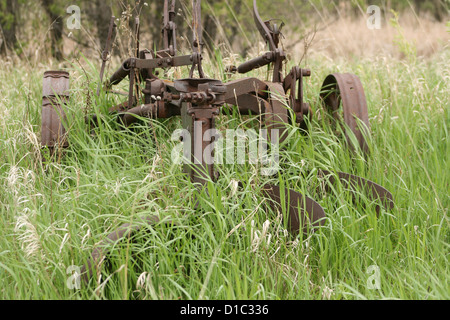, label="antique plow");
[40,0,394,283]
